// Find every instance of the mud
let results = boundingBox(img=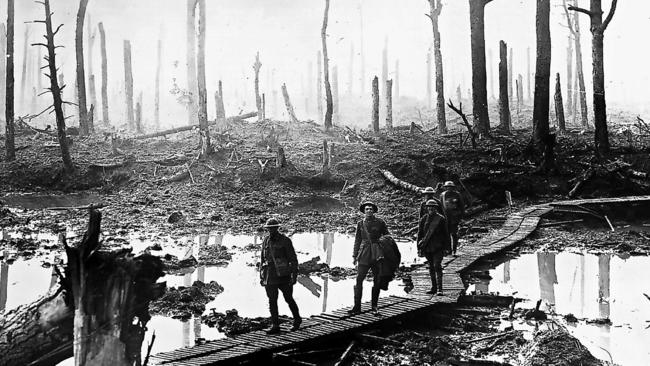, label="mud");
[150,280,224,319]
